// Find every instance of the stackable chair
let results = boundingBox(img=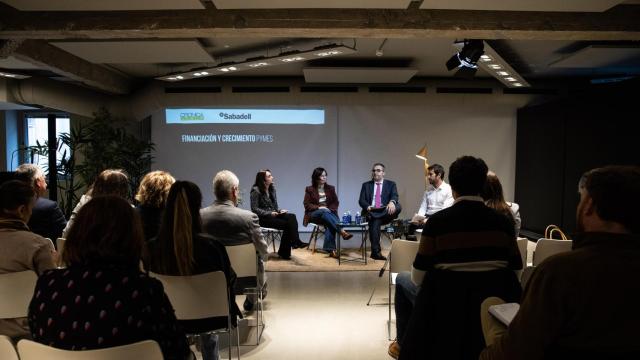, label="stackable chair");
[56,237,66,267]
[17,339,163,360]
[521,238,573,287]
[260,227,280,253]
[386,239,420,340]
[306,222,325,253]
[150,271,240,360]
[0,335,19,360]
[0,270,38,321]
[225,243,265,345]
